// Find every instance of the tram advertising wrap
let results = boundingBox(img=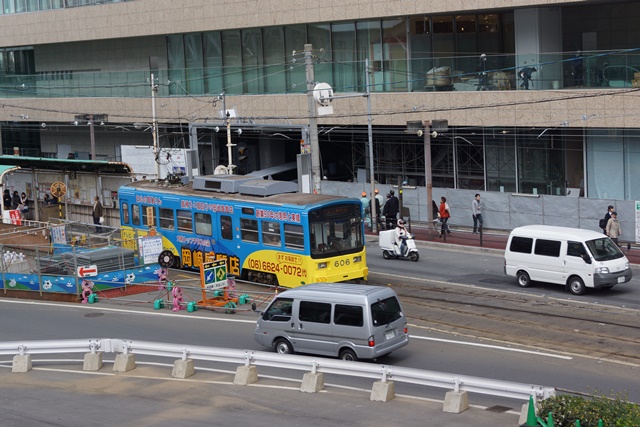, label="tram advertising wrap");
[118,176,368,287]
